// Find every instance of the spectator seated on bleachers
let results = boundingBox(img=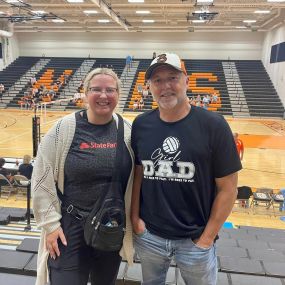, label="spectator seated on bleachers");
[138,97,144,110]
[0,83,4,102]
[133,99,139,111]
[142,85,149,99]
[0,158,14,183]
[18,155,33,180]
